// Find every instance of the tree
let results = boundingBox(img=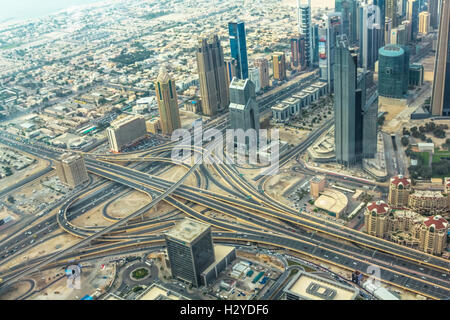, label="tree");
[7,195,15,203]
[401,136,409,147]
